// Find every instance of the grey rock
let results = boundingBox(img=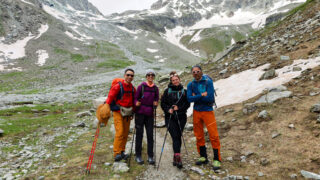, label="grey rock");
[190,166,205,176]
[260,69,277,80]
[158,76,170,84]
[243,103,257,114]
[260,158,269,166]
[272,132,281,139]
[31,109,39,113]
[185,123,193,131]
[289,124,295,128]
[280,55,290,61]
[76,111,92,118]
[292,66,302,71]
[219,68,228,75]
[245,151,254,157]
[255,91,292,104]
[226,156,233,162]
[258,172,264,177]
[231,118,237,122]
[310,91,320,96]
[244,176,250,180]
[92,97,107,109]
[268,85,287,92]
[300,170,320,179]
[258,110,270,119]
[104,162,112,166]
[317,115,320,123]
[0,128,4,136]
[75,122,86,128]
[310,103,320,113]
[224,108,234,114]
[290,174,297,179]
[42,109,50,112]
[3,173,14,180]
[156,121,166,128]
[112,162,129,173]
[38,176,45,180]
